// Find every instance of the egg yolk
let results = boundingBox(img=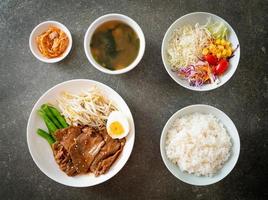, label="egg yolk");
[109,121,124,135]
